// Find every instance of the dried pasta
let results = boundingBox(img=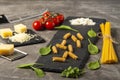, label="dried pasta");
[71,35,77,42]
[68,44,73,52]
[68,52,78,60]
[62,51,68,58]
[52,57,66,62]
[56,43,67,50]
[76,33,84,40]
[76,40,81,48]
[52,46,58,54]
[63,32,71,39]
[61,40,67,46]
[51,32,83,62]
